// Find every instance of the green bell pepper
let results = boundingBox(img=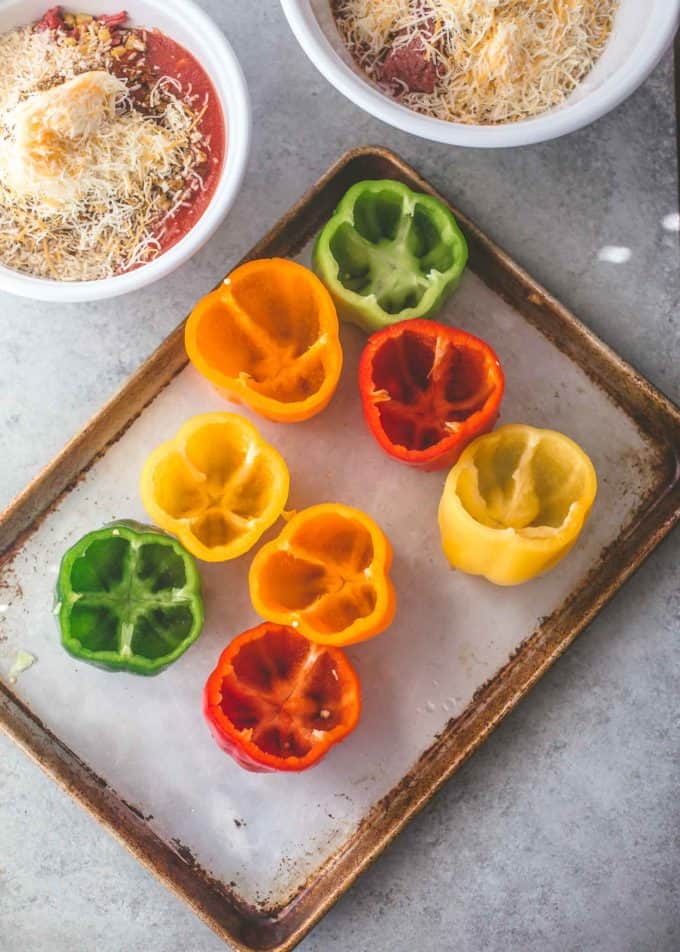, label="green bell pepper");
[312,179,468,333]
[56,521,204,675]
